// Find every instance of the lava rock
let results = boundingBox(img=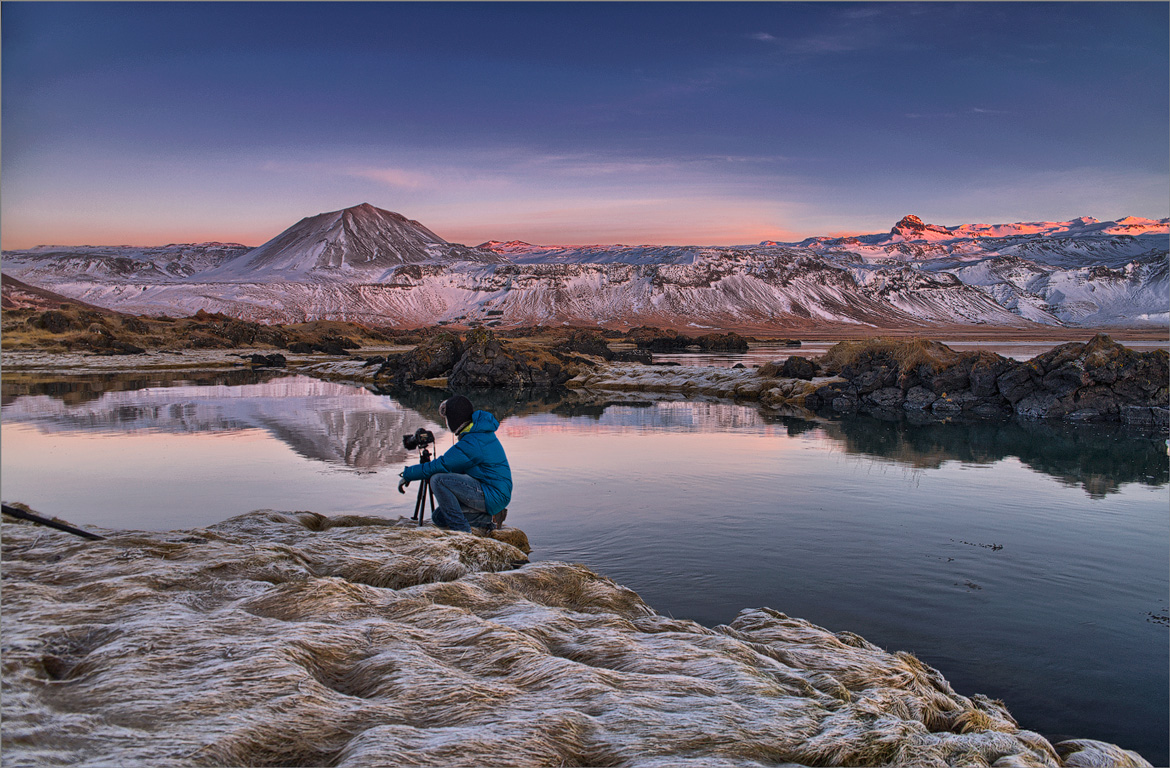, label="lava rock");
[996,365,1037,404]
[696,332,749,352]
[448,329,571,389]
[249,353,287,368]
[780,356,817,380]
[555,330,614,360]
[610,349,653,364]
[26,310,73,334]
[375,332,465,388]
[628,326,692,352]
[865,387,904,409]
[903,386,938,411]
